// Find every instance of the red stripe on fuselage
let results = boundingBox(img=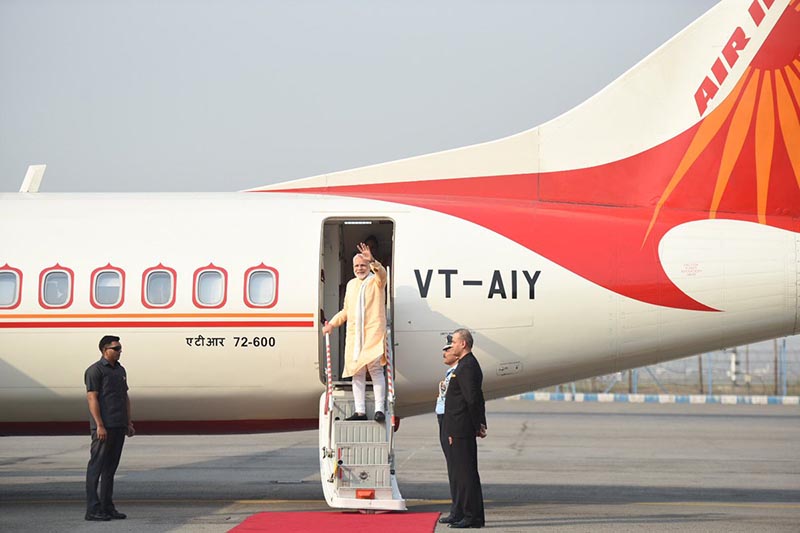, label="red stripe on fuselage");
[258,113,798,311]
